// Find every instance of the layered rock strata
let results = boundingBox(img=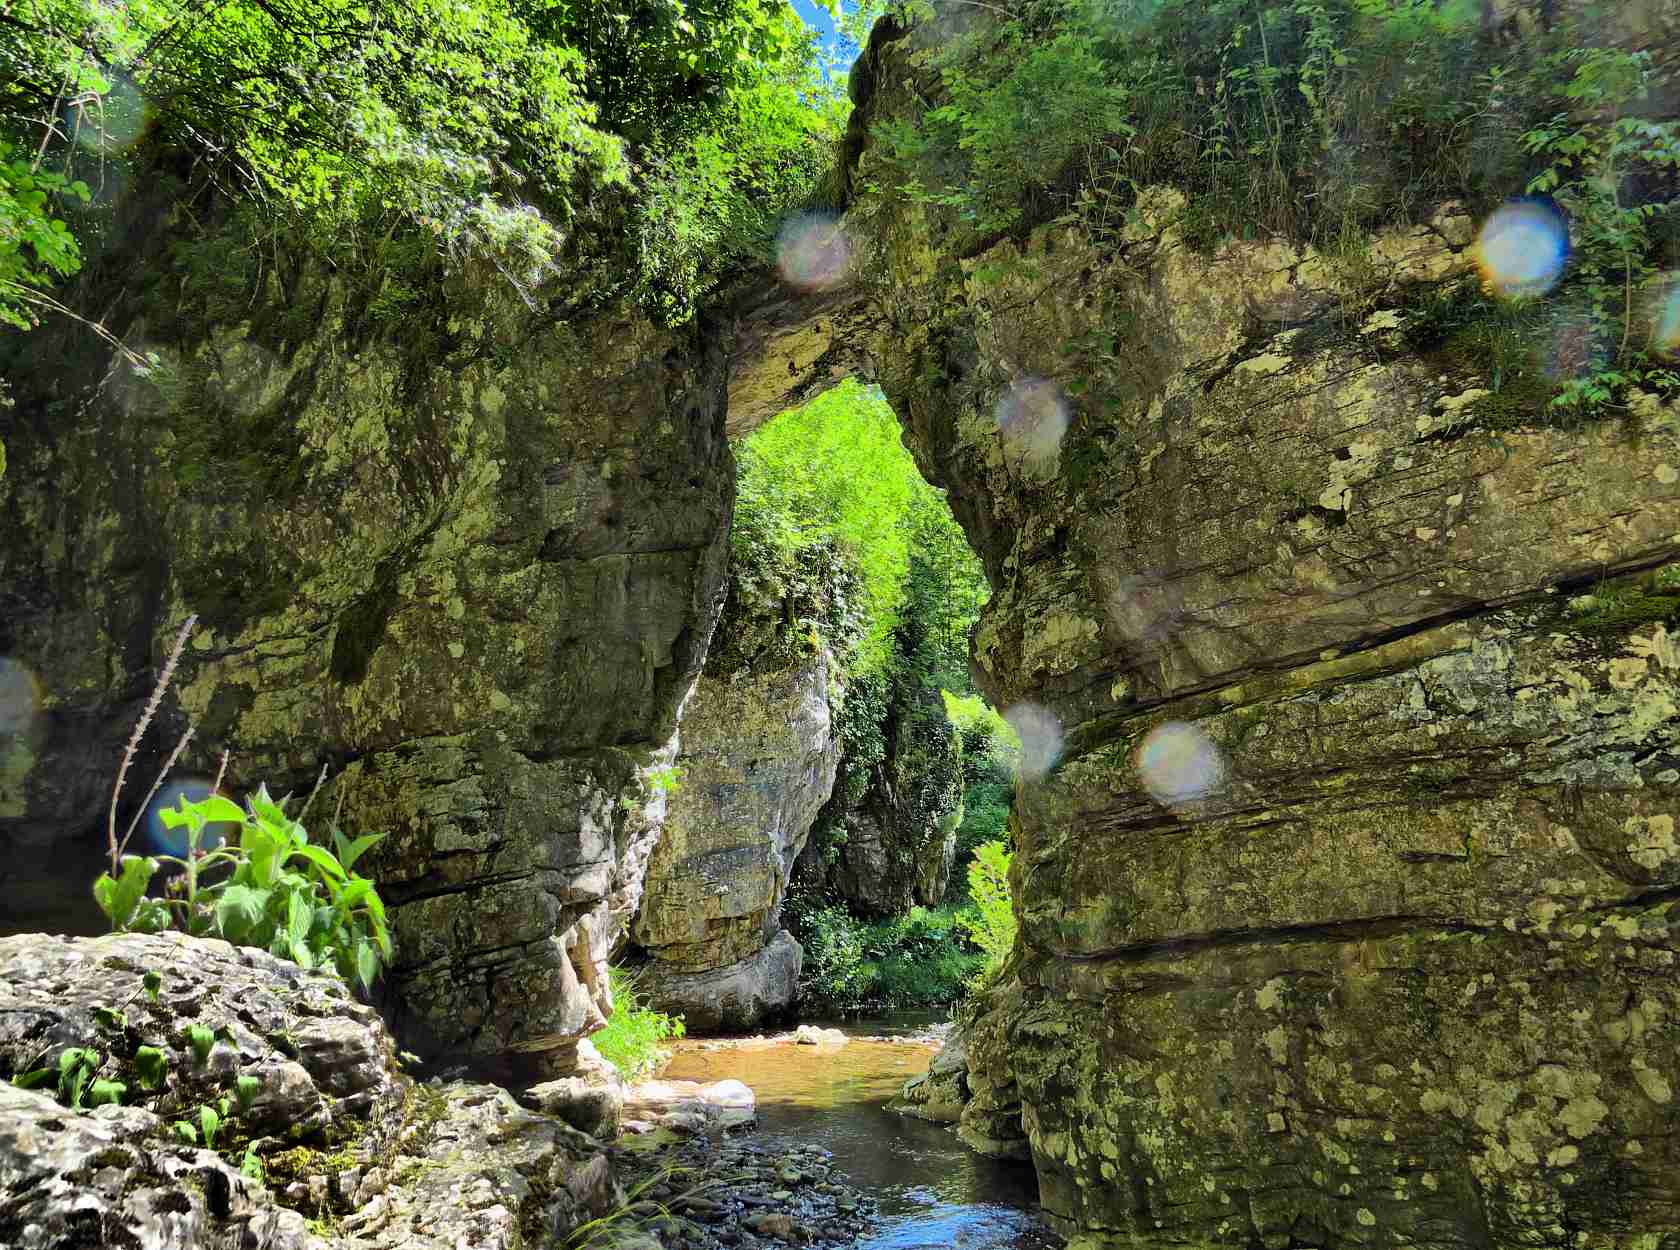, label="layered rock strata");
[632,646,838,1031]
[850,15,1680,1247]
[0,185,734,1062]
